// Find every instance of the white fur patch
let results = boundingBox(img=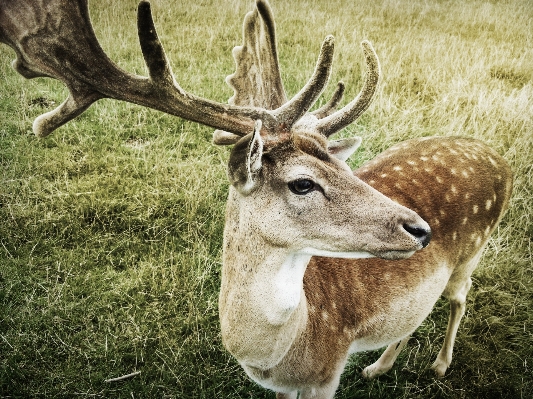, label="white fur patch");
[301,247,375,259]
[264,252,312,325]
[262,249,374,325]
